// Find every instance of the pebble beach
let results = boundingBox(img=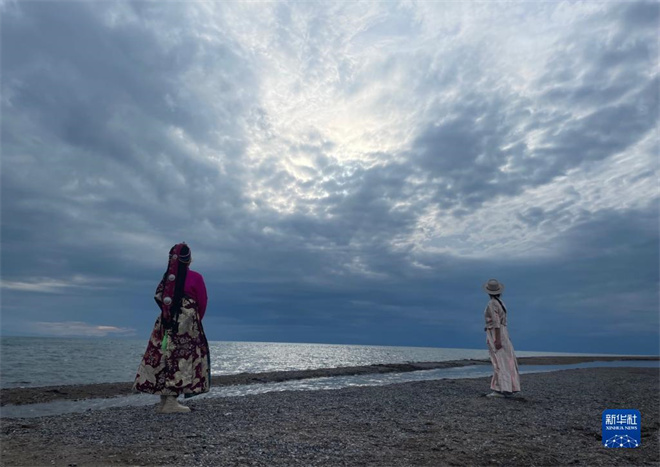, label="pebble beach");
[1,365,658,466]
